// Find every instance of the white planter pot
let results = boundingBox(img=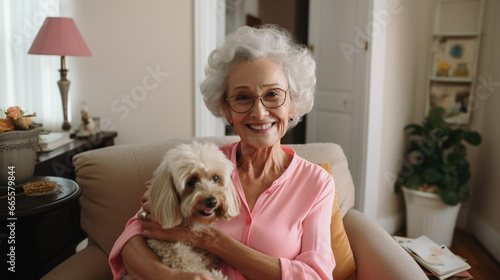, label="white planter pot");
[0,125,43,188]
[402,187,461,247]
